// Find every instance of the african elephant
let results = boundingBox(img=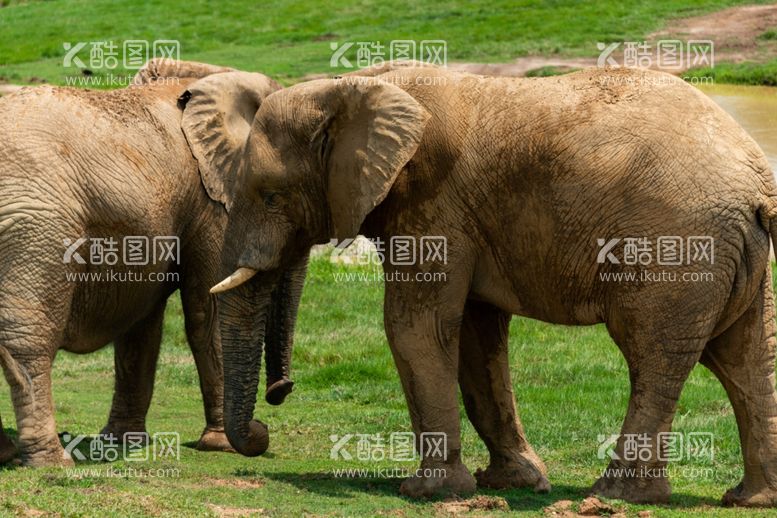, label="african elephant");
[0,59,300,466]
[208,65,777,508]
